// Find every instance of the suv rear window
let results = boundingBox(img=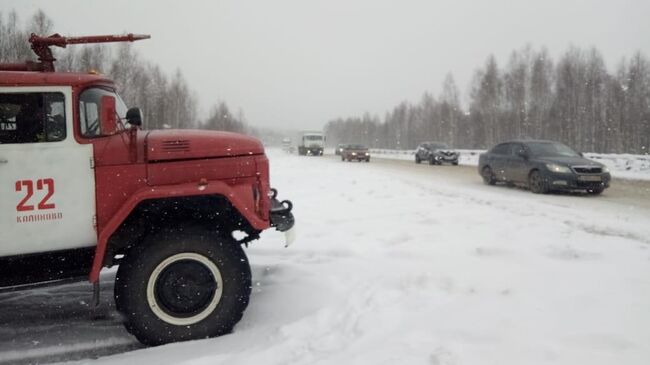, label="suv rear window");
[0,92,66,144]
